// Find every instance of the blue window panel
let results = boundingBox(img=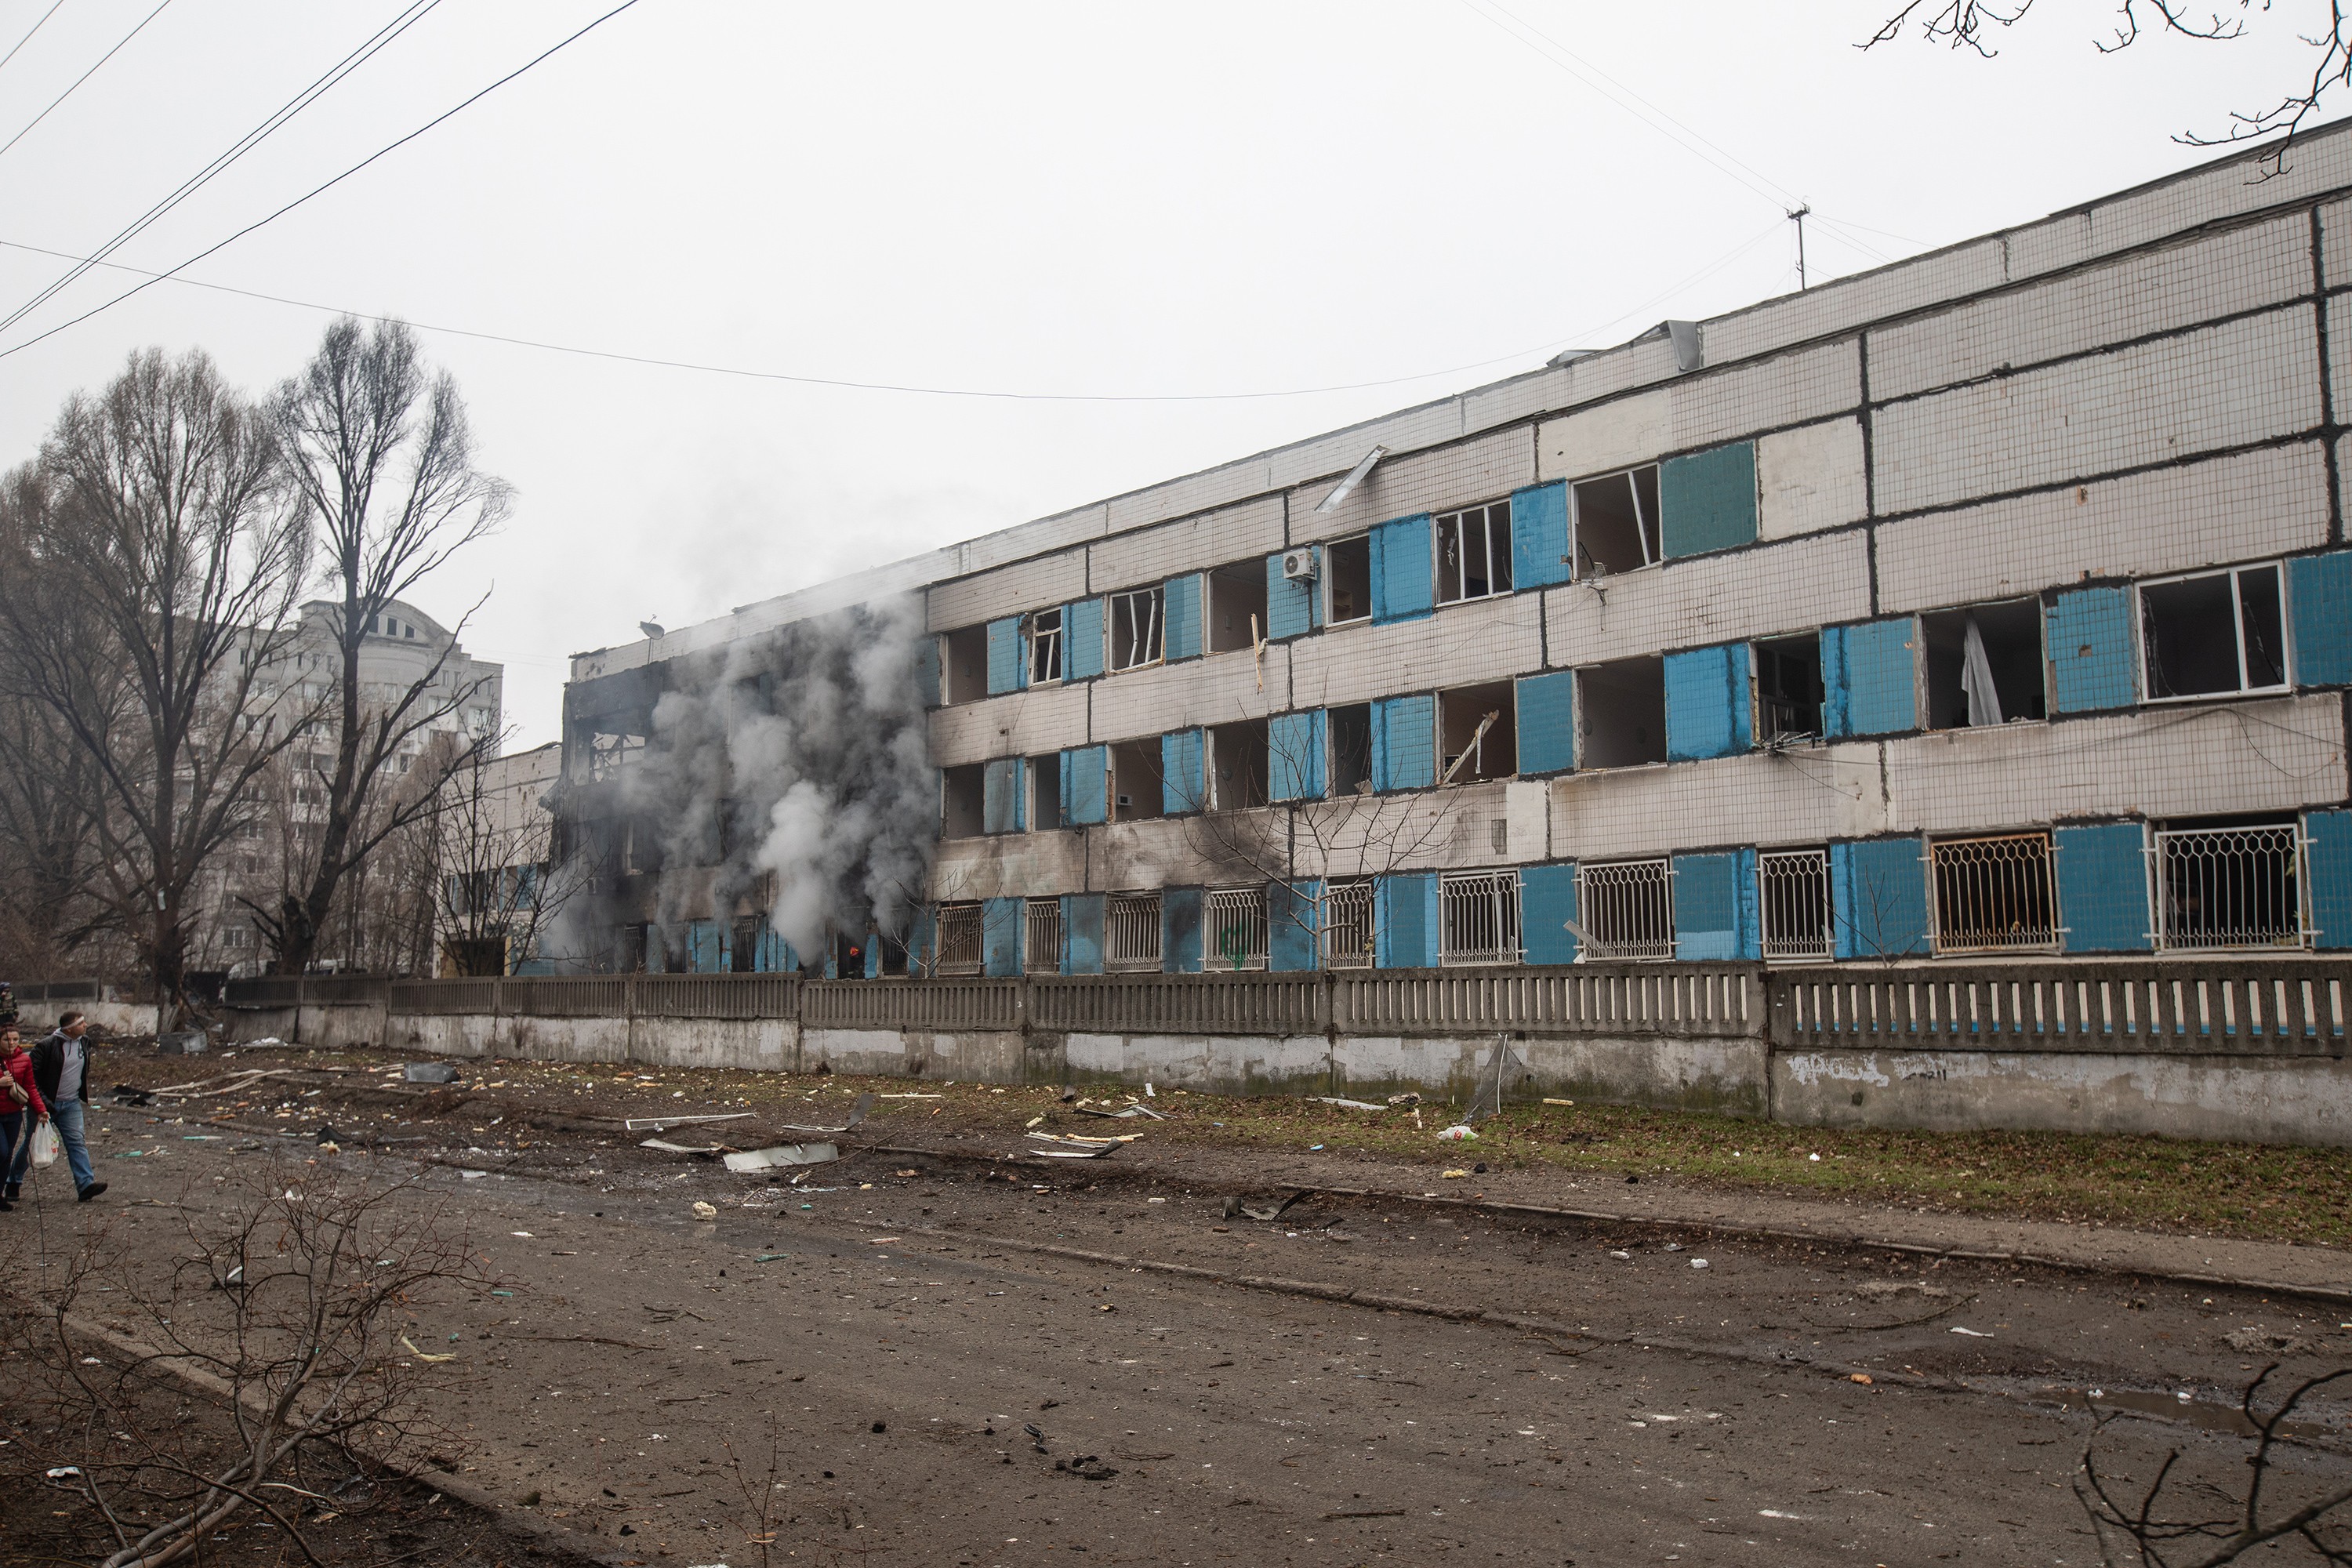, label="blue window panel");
[2290,551,2352,688]
[1660,441,1758,560]
[1515,670,1577,775]
[1270,880,1323,971]
[864,937,882,979]
[1162,729,1206,814]
[1062,894,1105,975]
[1269,710,1327,801]
[903,909,932,977]
[1672,849,1758,961]
[915,637,942,707]
[1061,744,1108,826]
[1370,694,1436,792]
[1265,549,1319,640]
[1164,572,1203,662]
[1521,862,1579,965]
[1370,514,1434,624]
[982,757,1026,834]
[1511,481,1570,590]
[2054,822,2152,953]
[1063,597,1105,680]
[982,898,1022,978]
[1828,839,1930,959]
[1374,873,1440,968]
[1822,619,1919,738]
[1664,644,1754,761]
[1162,887,1203,973]
[822,943,837,979]
[2047,586,2136,713]
[2309,809,2352,949]
[688,919,727,973]
[985,616,1025,695]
